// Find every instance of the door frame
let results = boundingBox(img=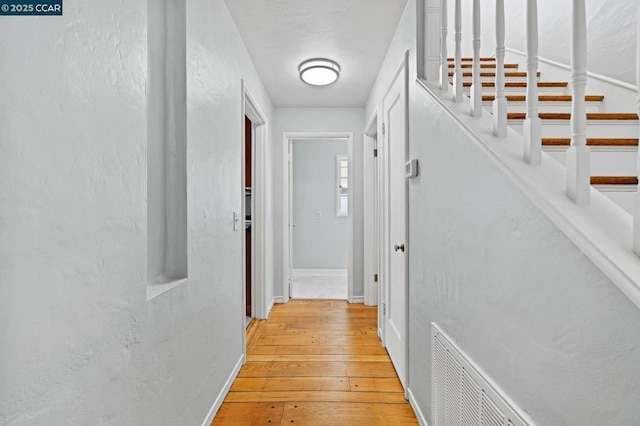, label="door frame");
[364,112,382,310]
[241,81,269,335]
[281,132,354,303]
